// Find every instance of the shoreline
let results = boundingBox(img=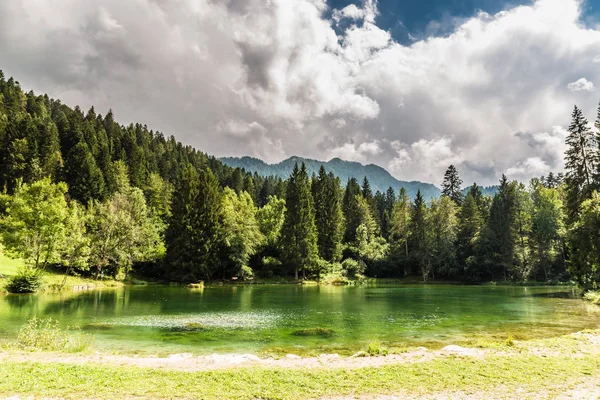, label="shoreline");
[1,330,598,372]
[1,330,600,399]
